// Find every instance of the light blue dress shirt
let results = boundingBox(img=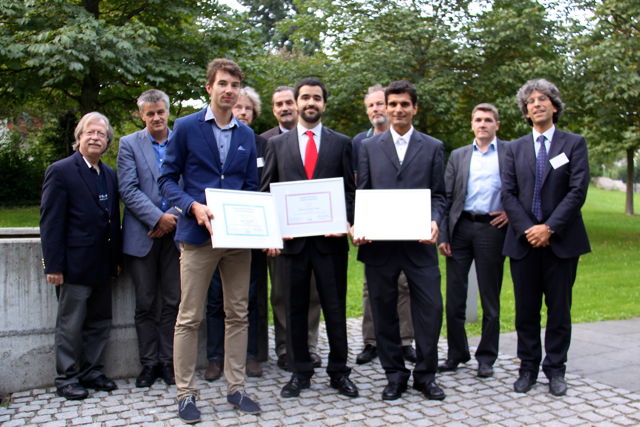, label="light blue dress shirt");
[463,138,503,214]
[205,105,238,165]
